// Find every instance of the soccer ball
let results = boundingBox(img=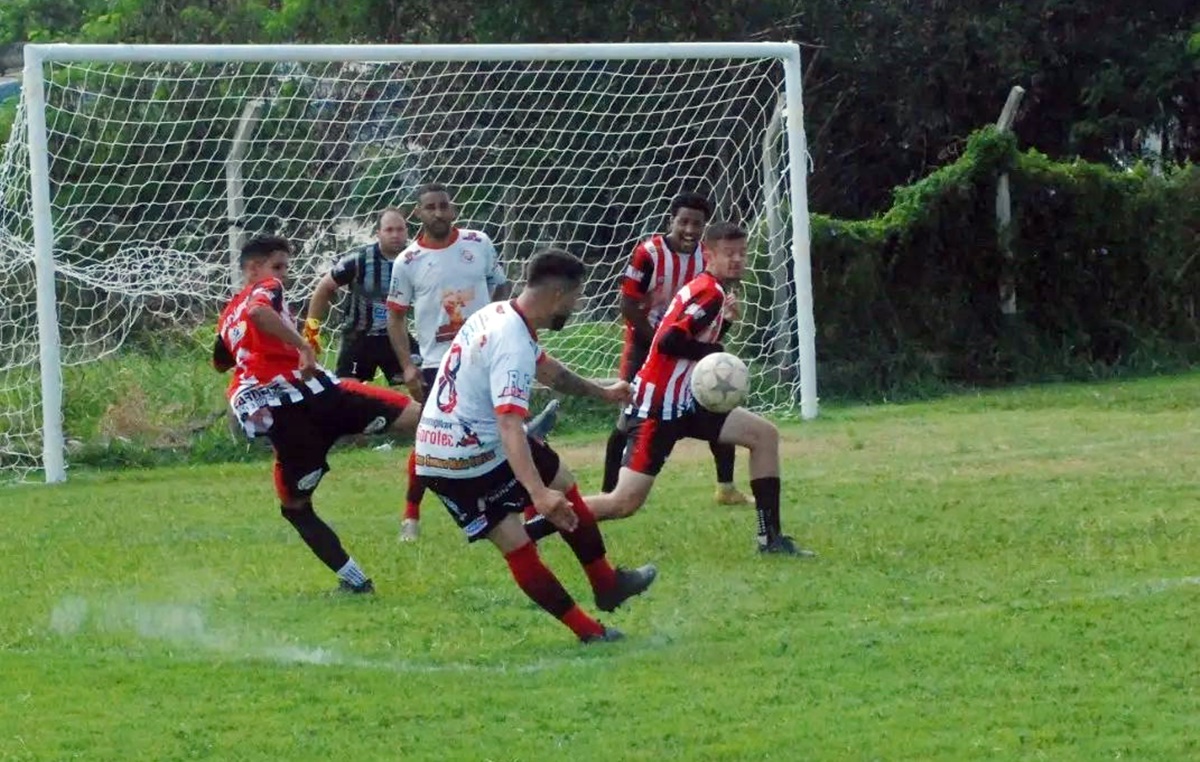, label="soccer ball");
[690,352,749,413]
